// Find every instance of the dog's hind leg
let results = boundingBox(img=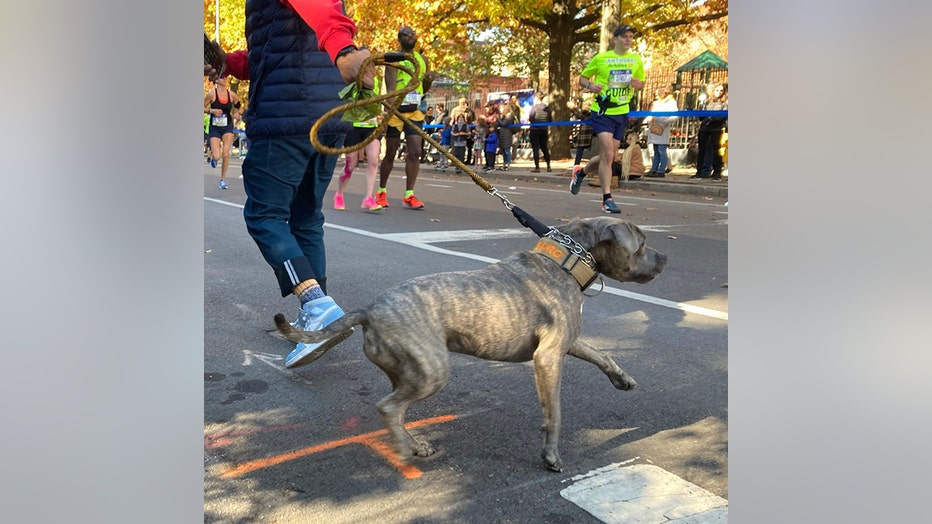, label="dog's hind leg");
[366,335,451,462]
[568,340,637,391]
[532,340,566,472]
